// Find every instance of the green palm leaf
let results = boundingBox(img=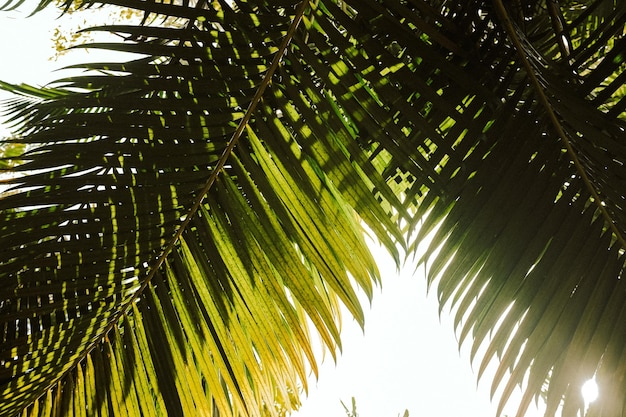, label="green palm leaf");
[1,2,405,416]
[1,0,625,416]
